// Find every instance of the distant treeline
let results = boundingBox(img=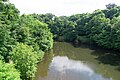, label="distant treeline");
[30,3,120,50]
